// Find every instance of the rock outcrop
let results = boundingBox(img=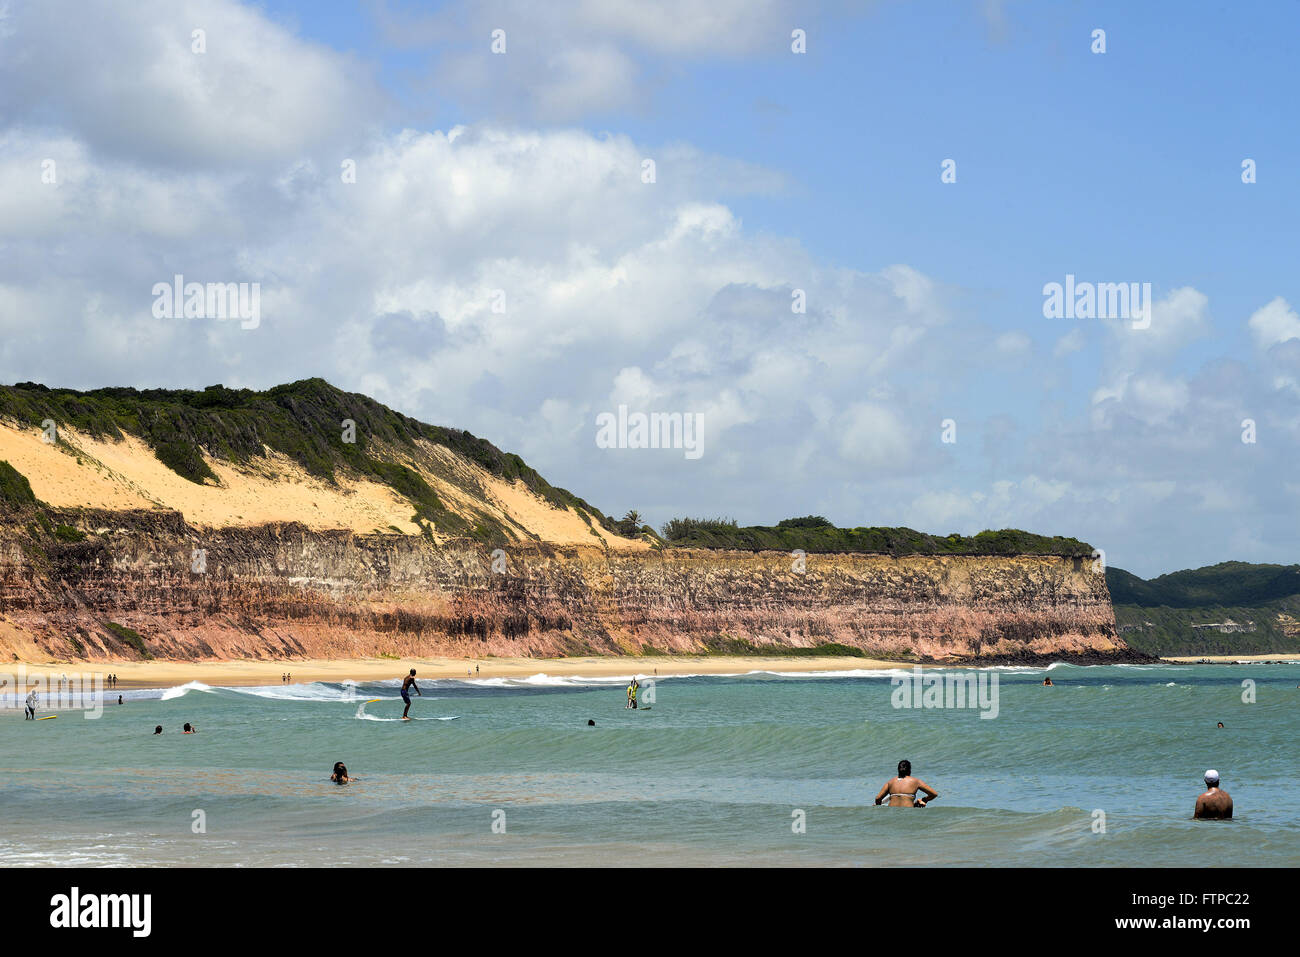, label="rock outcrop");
[0,508,1134,664]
